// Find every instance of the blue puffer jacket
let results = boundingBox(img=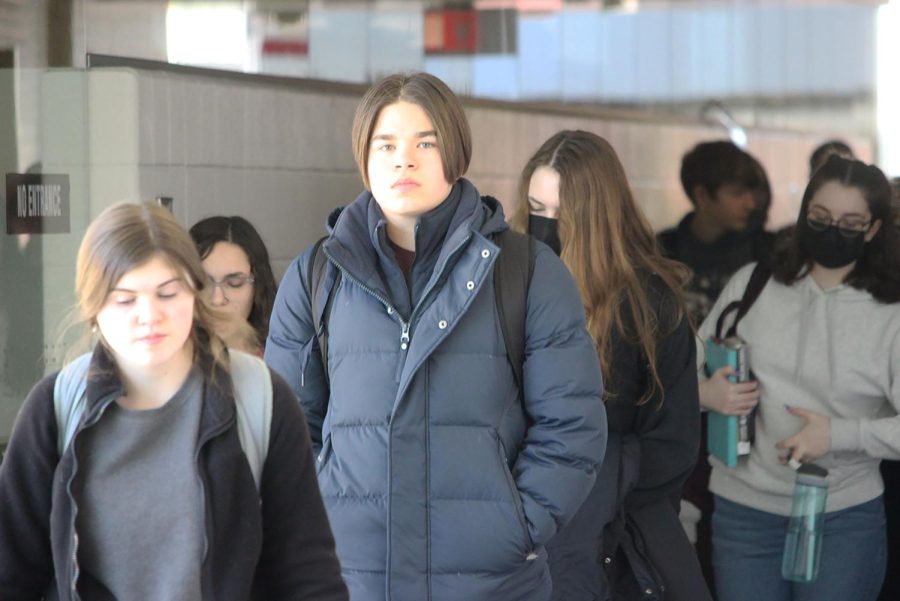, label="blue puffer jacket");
[266,179,607,601]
